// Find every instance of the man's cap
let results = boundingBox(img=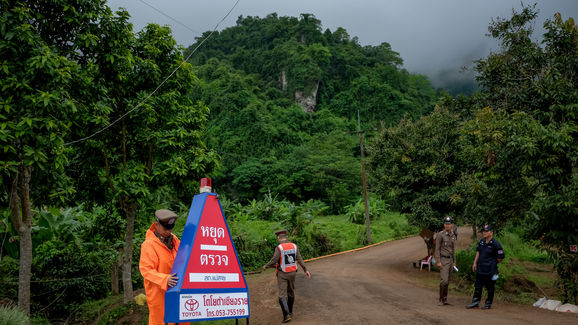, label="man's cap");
[275,229,288,236]
[482,224,493,232]
[155,209,178,230]
[443,216,454,224]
